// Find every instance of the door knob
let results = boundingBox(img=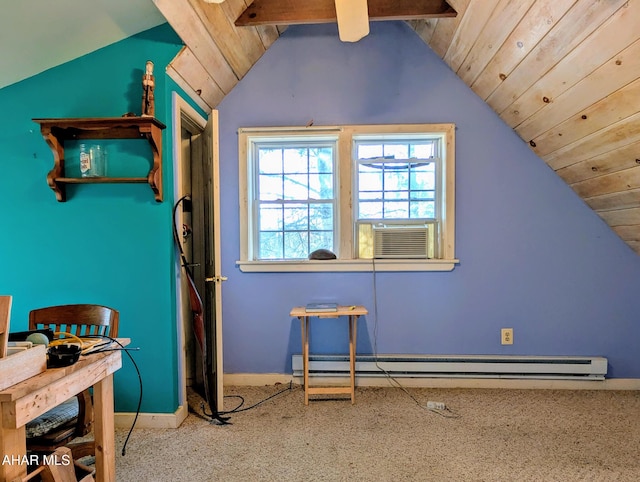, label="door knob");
[205,275,228,283]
